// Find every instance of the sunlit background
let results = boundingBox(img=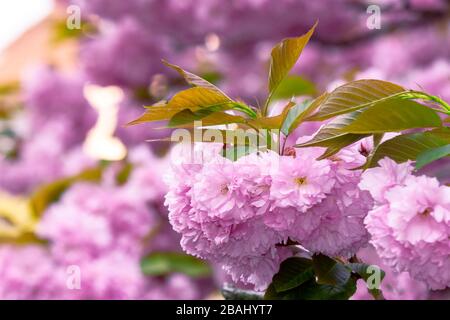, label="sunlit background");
[0,0,449,300]
[0,1,53,51]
